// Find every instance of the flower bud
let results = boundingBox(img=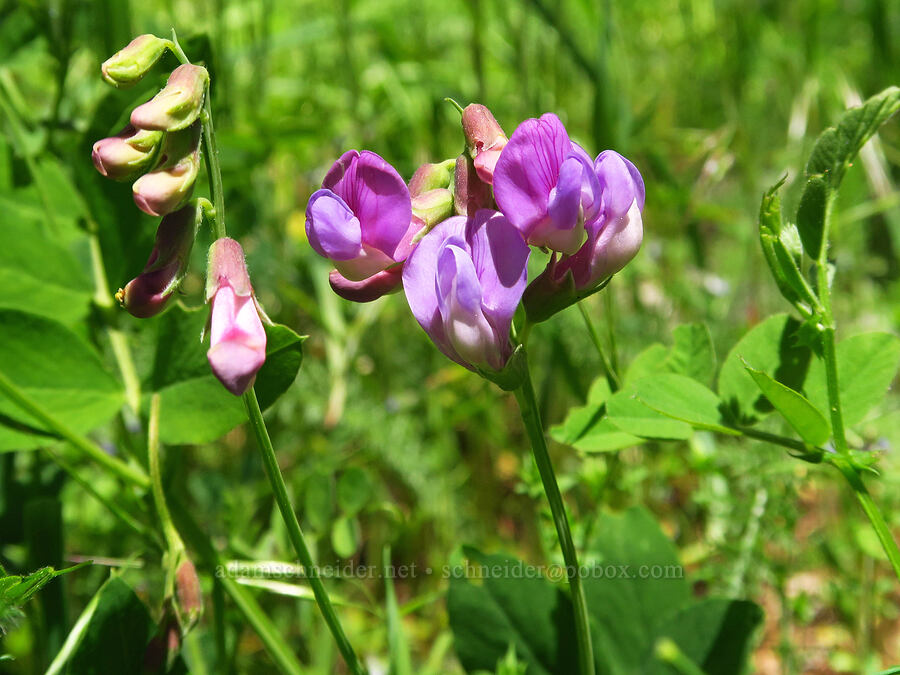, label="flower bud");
[453,154,493,218]
[131,64,209,132]
[132,122,201,217]
[206,238,267,396]
[411,188,454,230]
[92,125,163,181]
[408,159,455,197]
[101,34,170,88]
[462,104,508,185]
[175,559,202,630]
[116,202,201,318]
